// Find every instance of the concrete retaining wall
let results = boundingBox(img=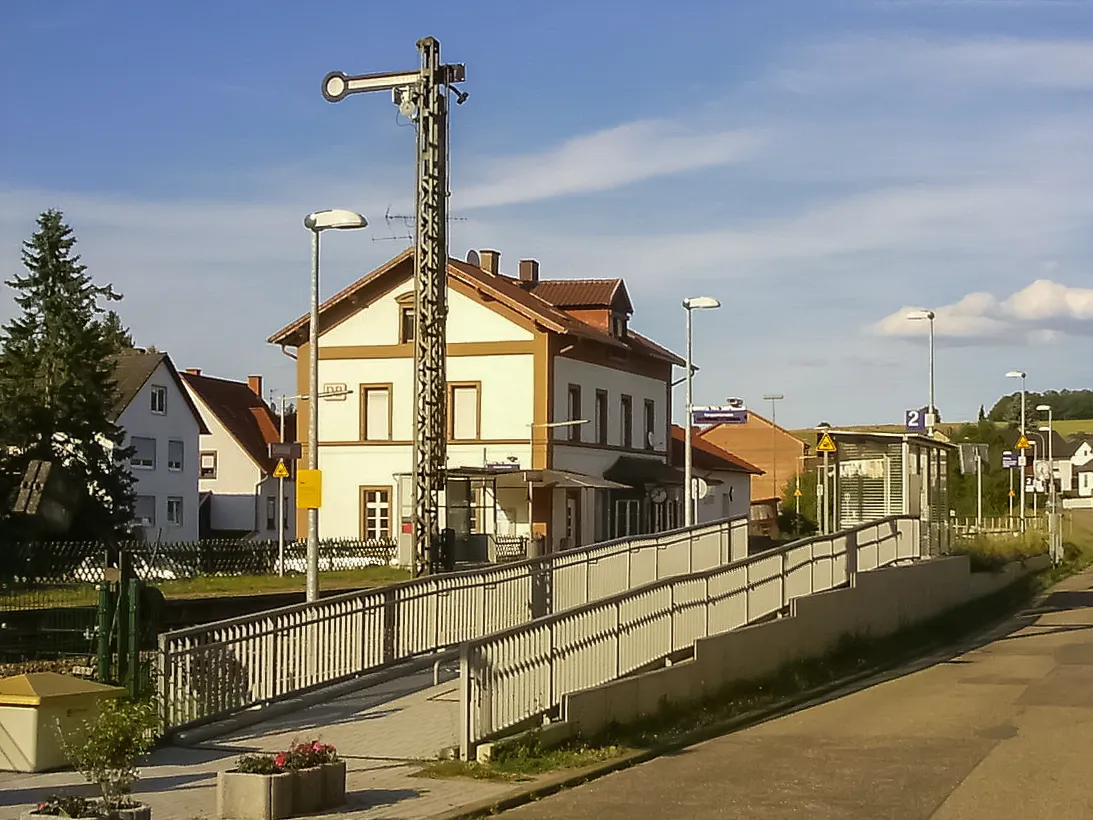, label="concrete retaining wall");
[563,555,1047,737]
